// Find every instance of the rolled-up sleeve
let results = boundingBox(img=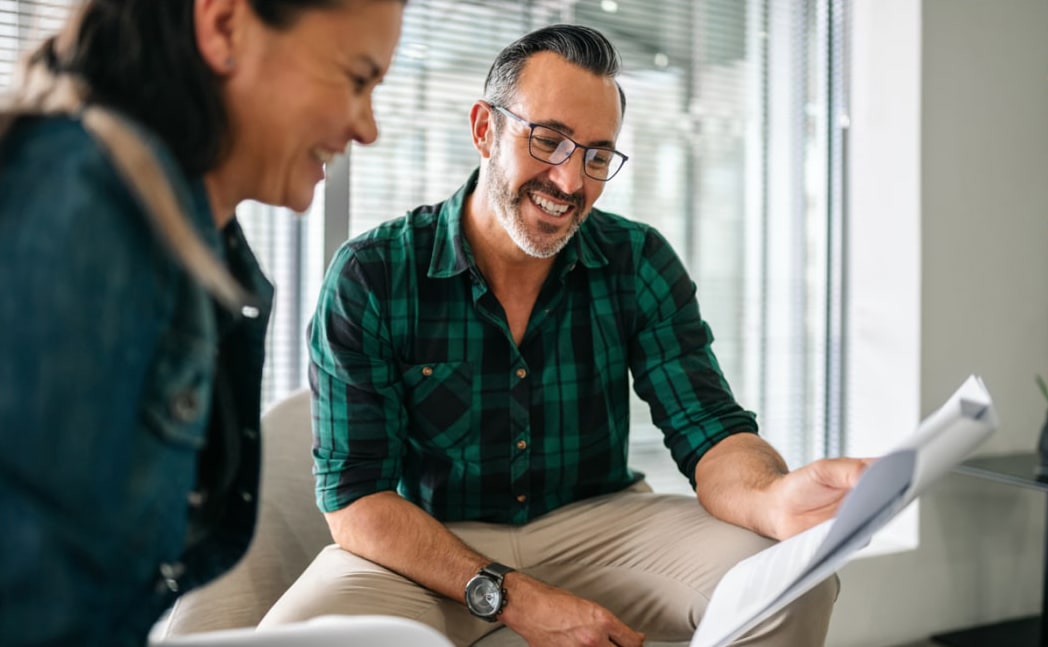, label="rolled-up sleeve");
[308,246,406,513]
[627,228,759,487]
